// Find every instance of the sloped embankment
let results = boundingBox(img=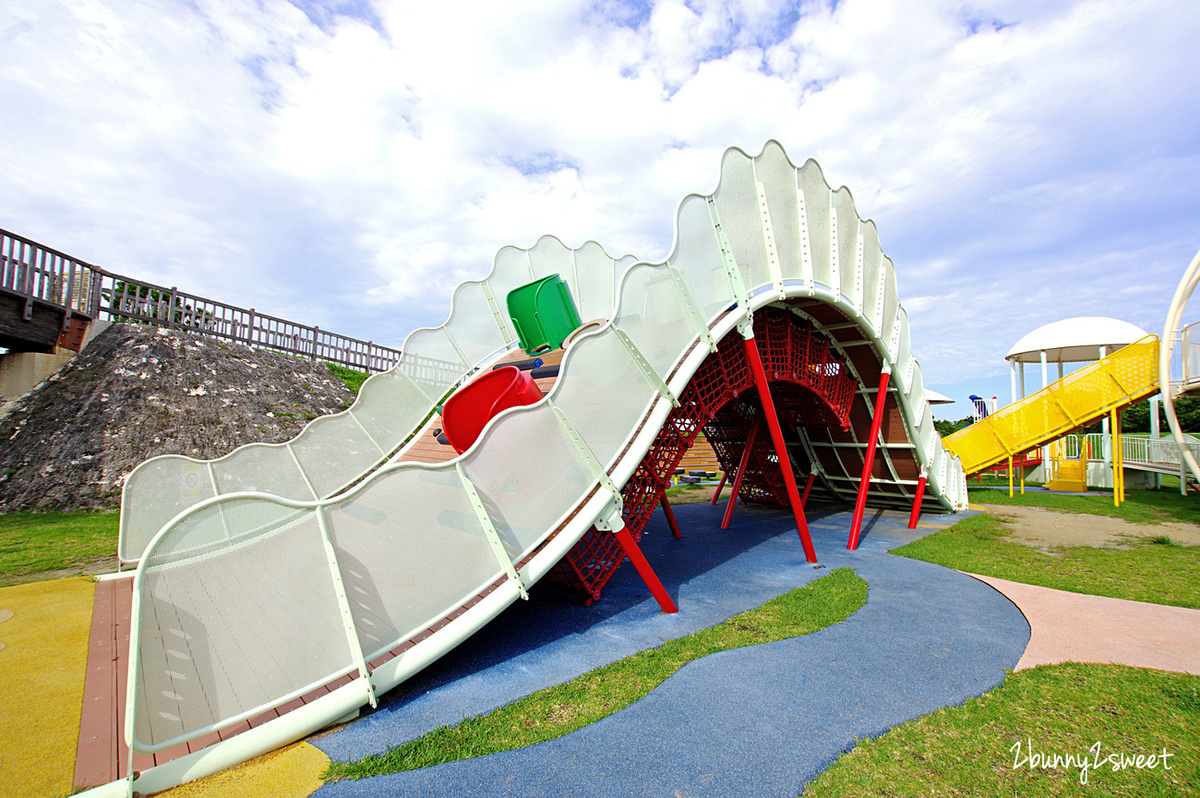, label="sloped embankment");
[0,324,357,512]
